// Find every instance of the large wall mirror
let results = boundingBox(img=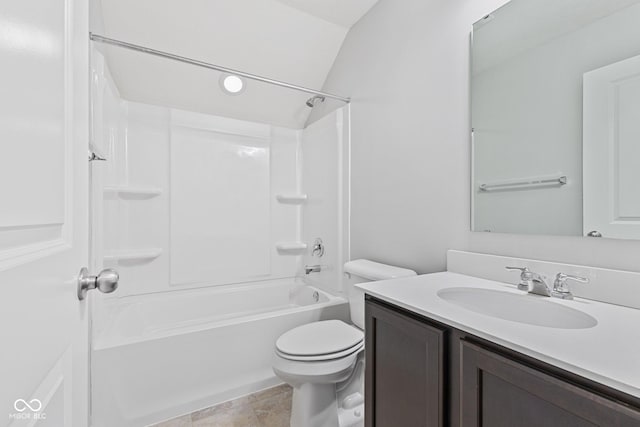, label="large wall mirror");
[471,0,640,239]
